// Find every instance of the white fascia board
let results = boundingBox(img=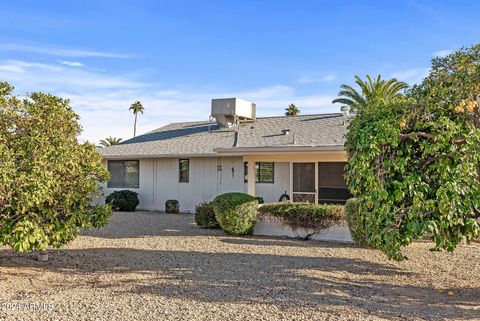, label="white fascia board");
[214,145,345,155]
